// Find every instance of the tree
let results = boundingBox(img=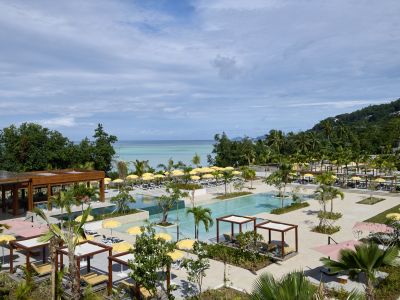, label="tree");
[236,231,264,271]
[186,206,213,240]
[250,271,317,300]
[192,153,201,167]
[35,199,91,300]
[0,223,10,233]
[314,185,344,214]
[182,243,210,298]
[321,243,398,300]
[116,161,128,179]
[264,163,292,208]
[221,170,234,195]
[157,184,188,224]
[128,224,175,299]
[92,123,117,172]
[131,159,149,177]
[241,167,256,189]
[110,188,136,213]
